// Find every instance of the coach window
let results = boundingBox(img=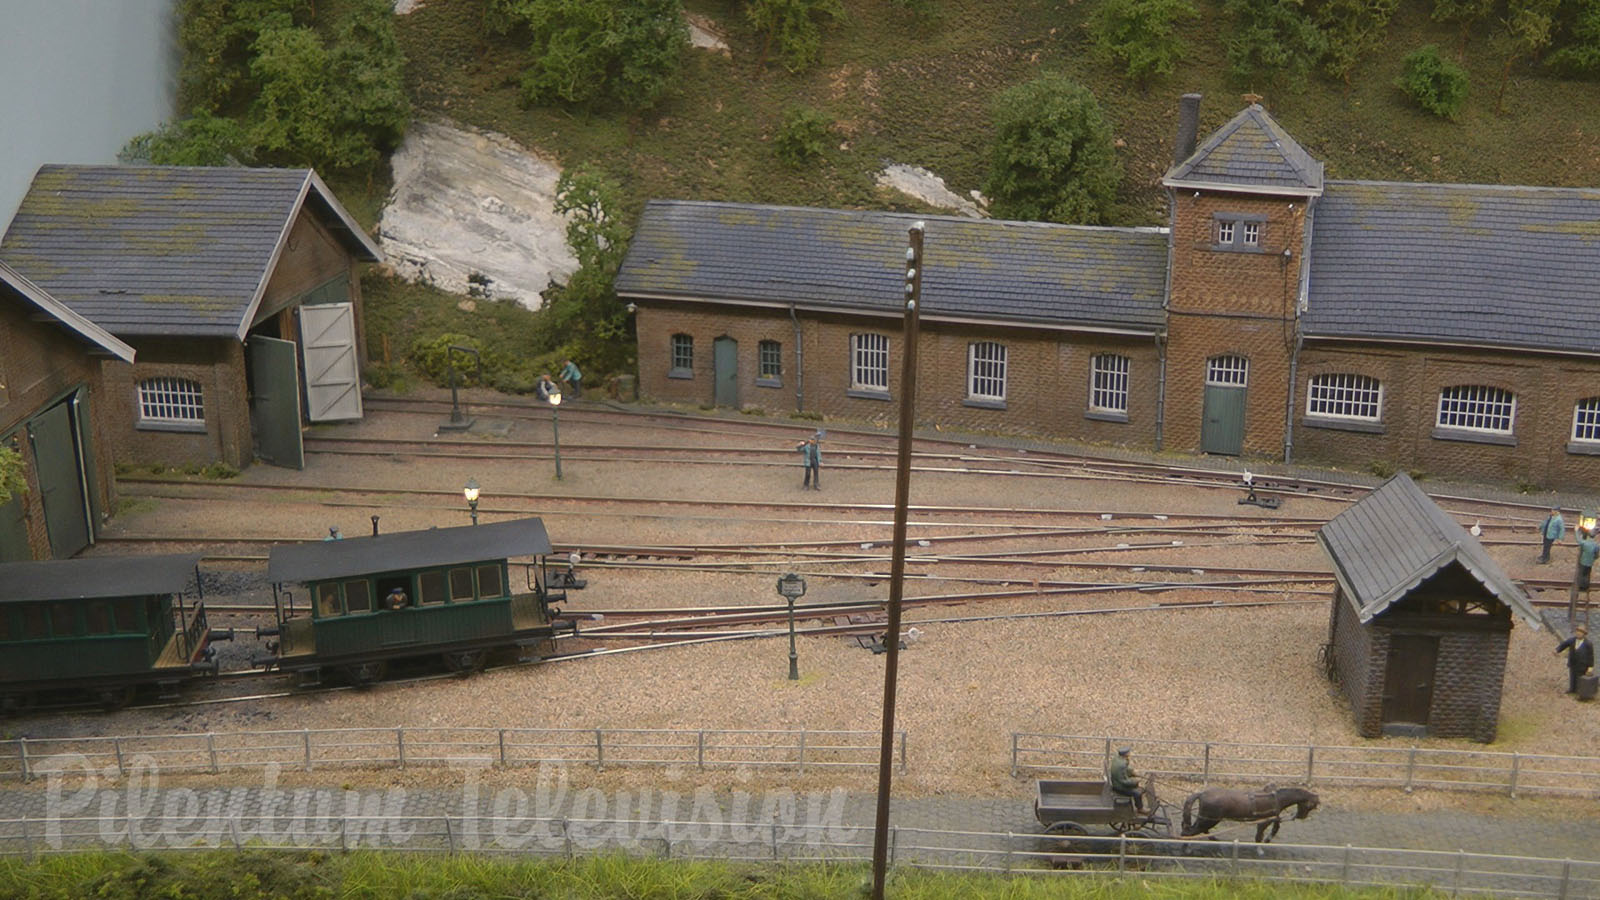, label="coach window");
[344,580,373,614]
[1433,385,1516,445]
[450,567,476,602]
[49,602,76,637]
[477,564,505,598]
[85,601,111,635]
[316,583,342,617]
[113,599,139,632]
[418,570,448,605]
[669,334,694,379]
